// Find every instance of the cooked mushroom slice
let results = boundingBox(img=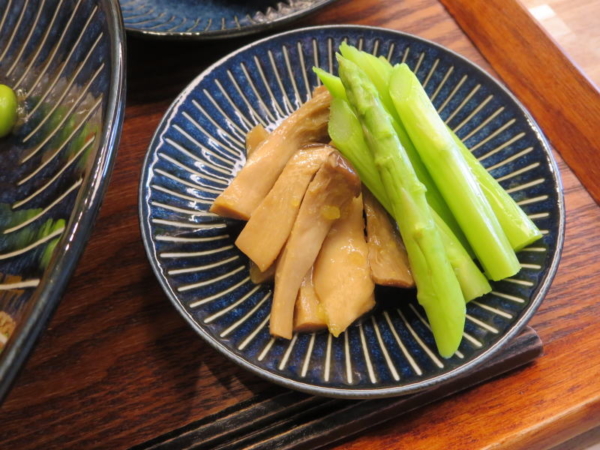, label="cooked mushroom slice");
[270,152,360,339]
[235,146,334,272]
[293,267,326,333]
[363,189,414,288]
[245,124,269,158]
[313,195,375,337]
[249,260,276,284]
[210,86,331,220]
